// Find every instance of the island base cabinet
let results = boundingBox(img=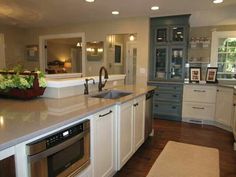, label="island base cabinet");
[117,95,145,170]
[0,156,16,177]
[74,165,92,177]
[90,107,116,177]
